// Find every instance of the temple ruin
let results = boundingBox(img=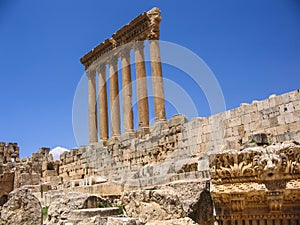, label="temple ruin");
[0,7,299,225]
[80,7,166,143]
